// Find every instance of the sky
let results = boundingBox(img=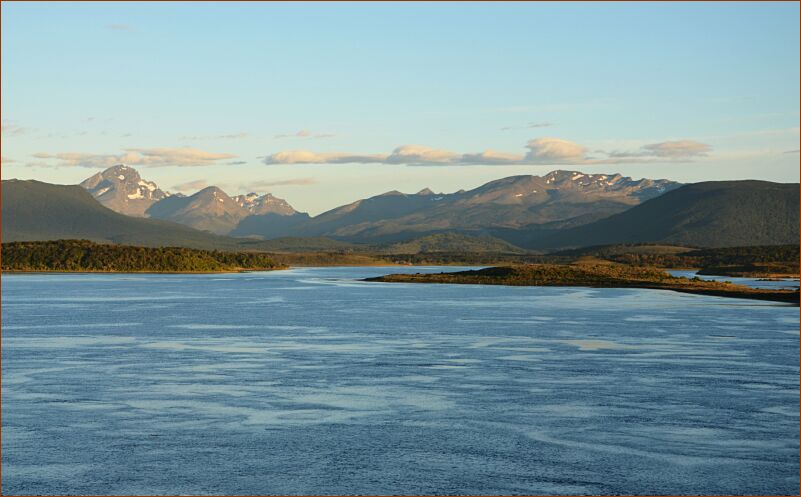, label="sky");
[2,1,799,215]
